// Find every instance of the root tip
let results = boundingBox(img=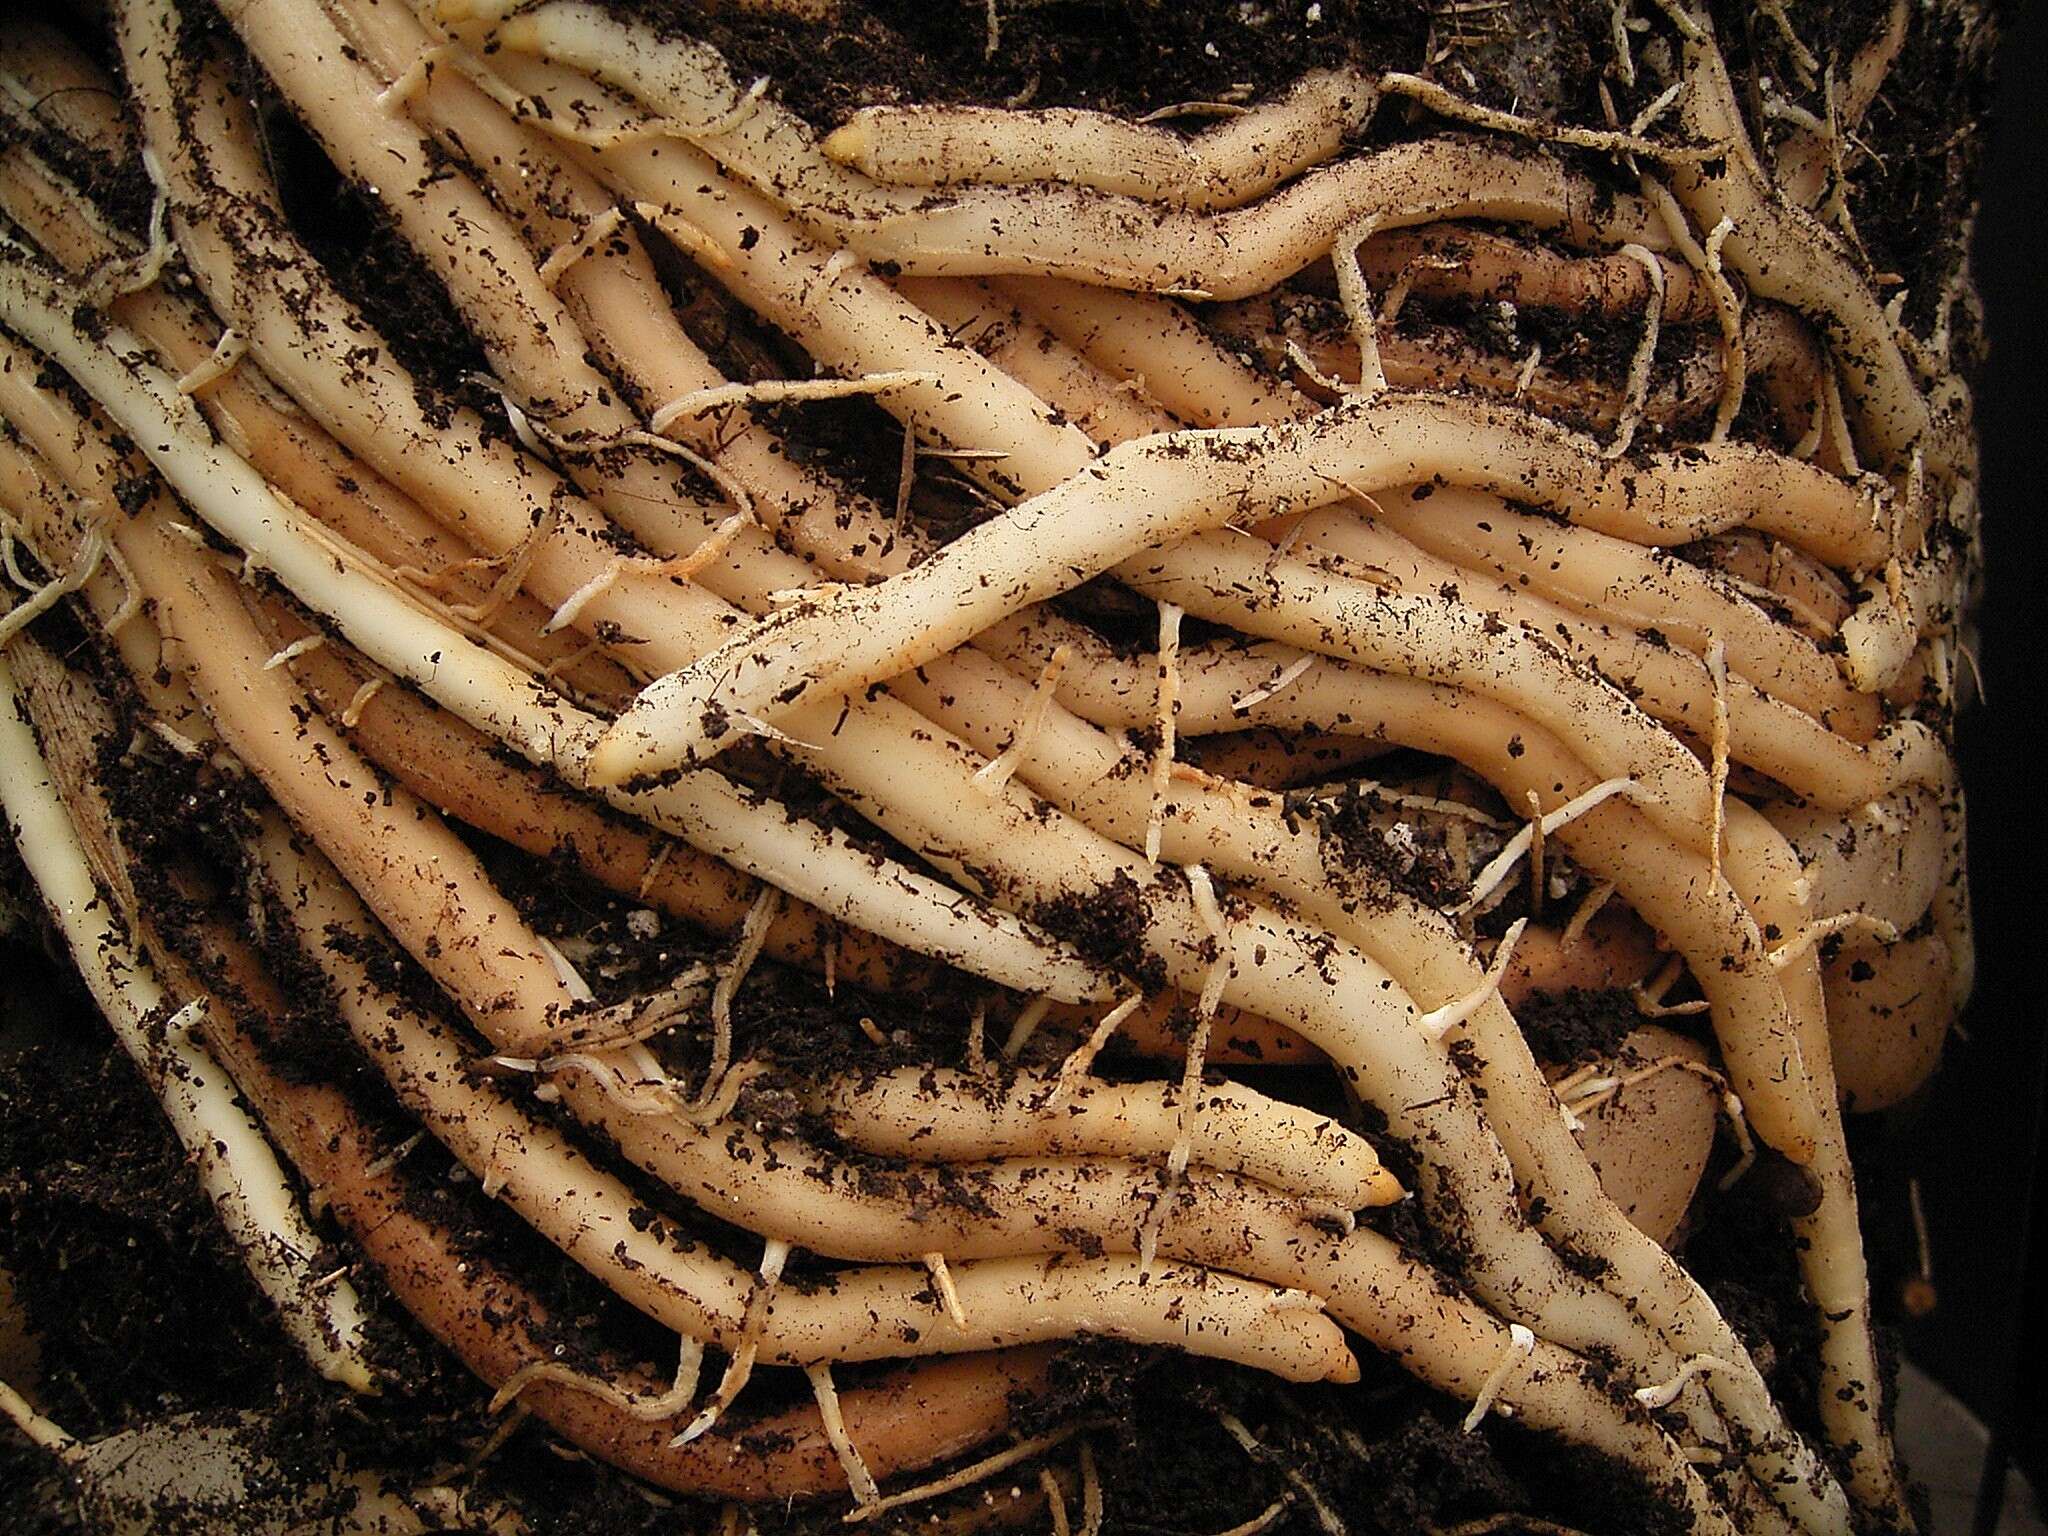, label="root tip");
[582,721,659,789]
[821,118,873,168]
